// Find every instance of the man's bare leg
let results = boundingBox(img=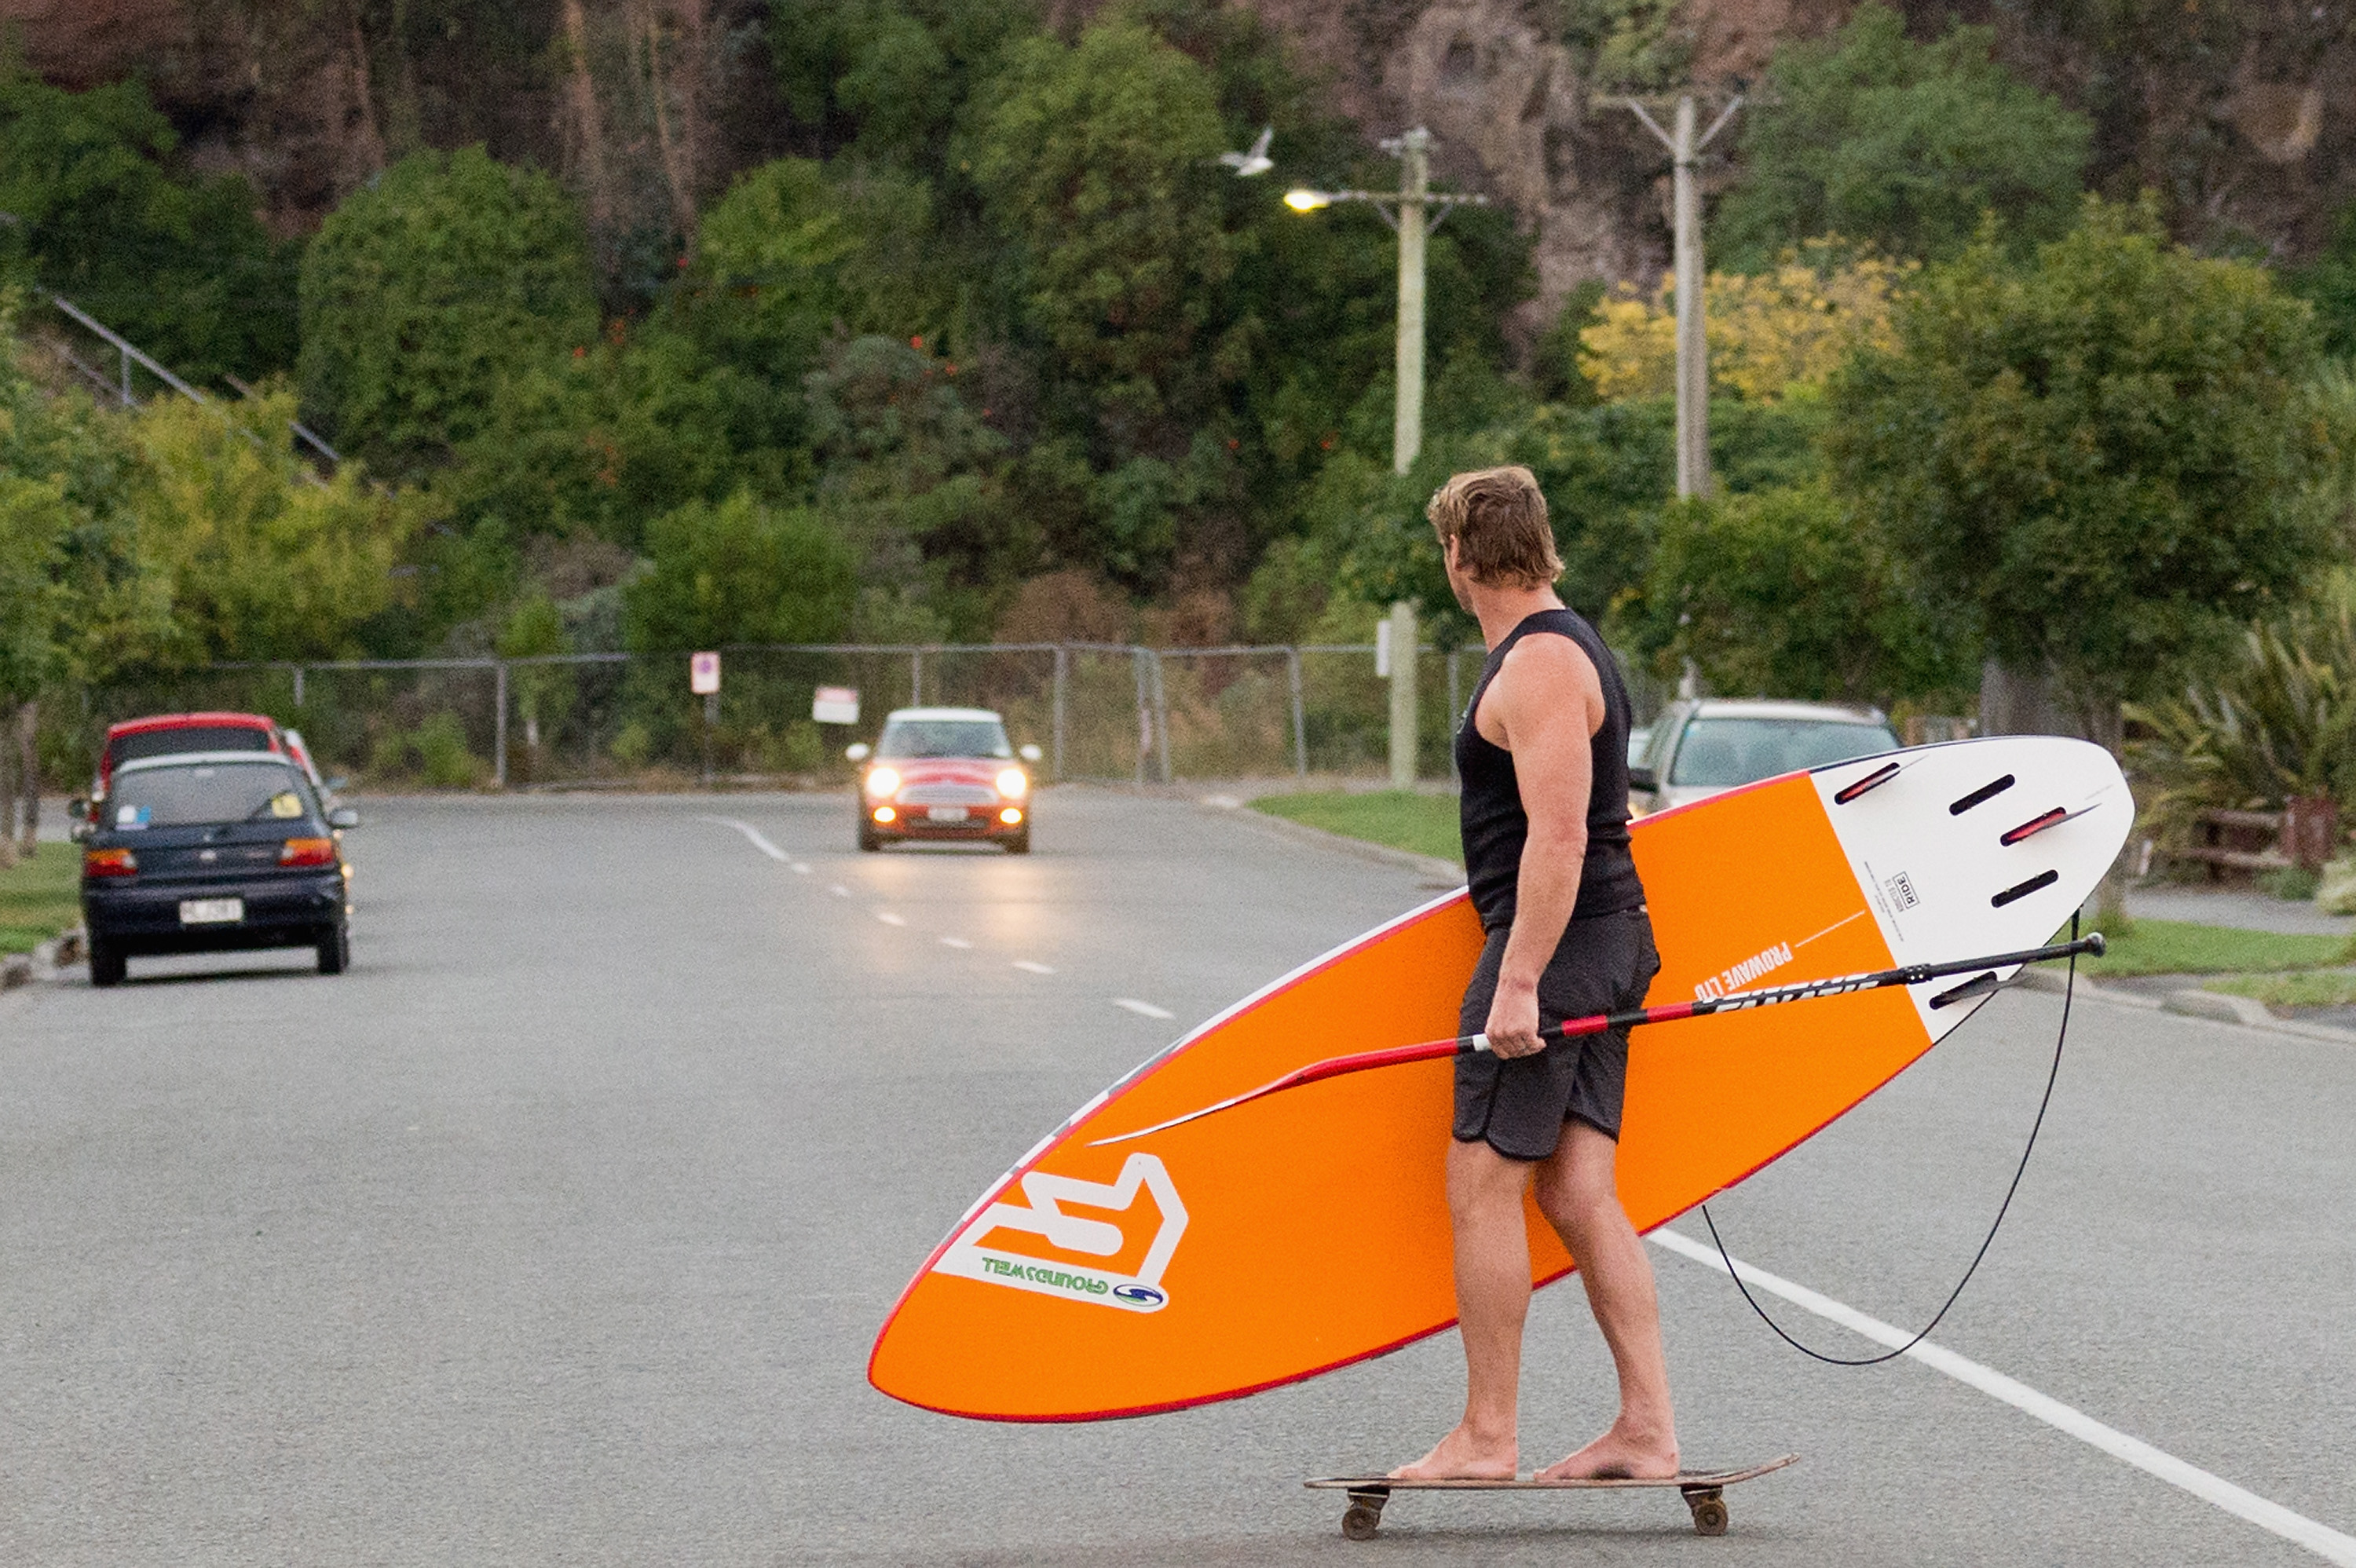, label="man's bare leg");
[1530,1120,1678,1480]
[1390,1137,1533,1479]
